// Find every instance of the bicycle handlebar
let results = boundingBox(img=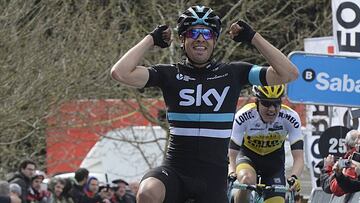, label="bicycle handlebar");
[228,177,295,203]
[232,182,291,193]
